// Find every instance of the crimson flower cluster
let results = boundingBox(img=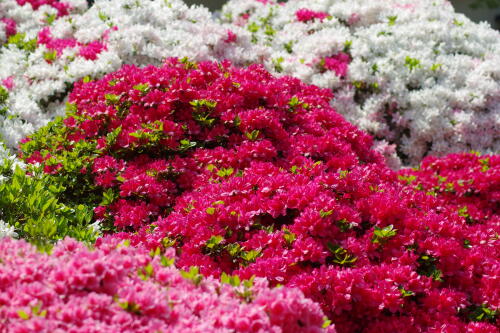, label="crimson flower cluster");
[1,18,16,39]
[20,59,499,332]
[295,9,330,23]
